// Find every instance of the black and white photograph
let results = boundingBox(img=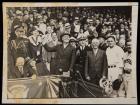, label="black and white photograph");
[2,2,138,104]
